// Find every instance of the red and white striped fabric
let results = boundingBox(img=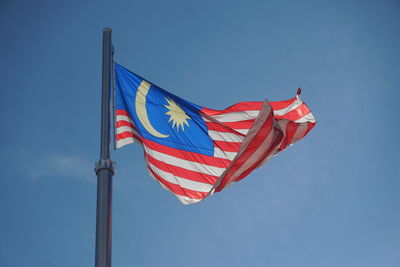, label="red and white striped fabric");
[116,91,316,204]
